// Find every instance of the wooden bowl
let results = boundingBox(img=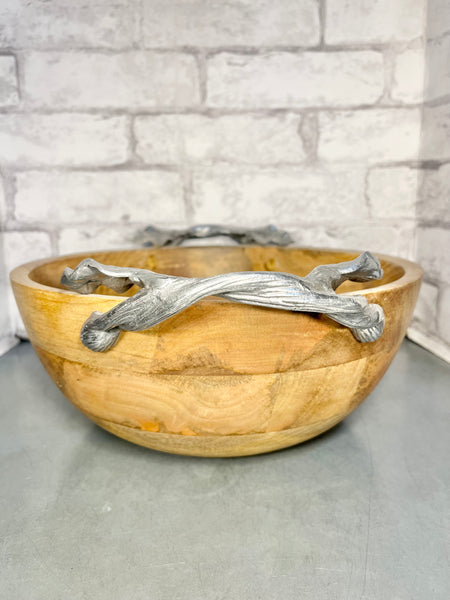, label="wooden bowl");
[11,246,422,457]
